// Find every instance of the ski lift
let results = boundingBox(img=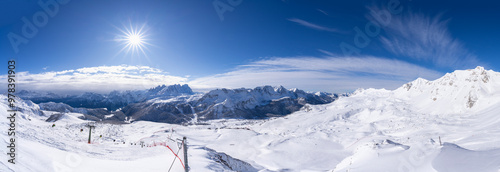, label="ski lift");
[176,139,183,149]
